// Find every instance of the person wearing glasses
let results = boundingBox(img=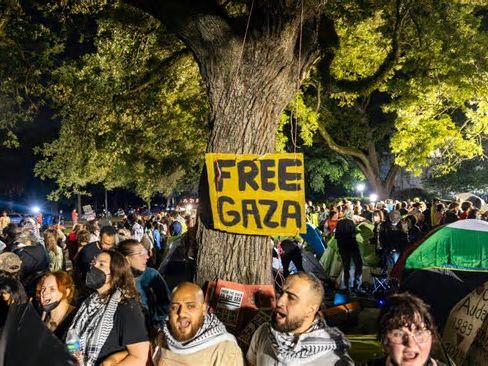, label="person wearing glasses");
[117,239,171,334]
[366,292,445,366]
